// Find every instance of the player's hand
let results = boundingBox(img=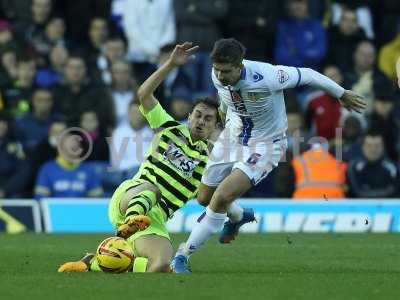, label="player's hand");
[339,90,367,113]
[168,42,199,67]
